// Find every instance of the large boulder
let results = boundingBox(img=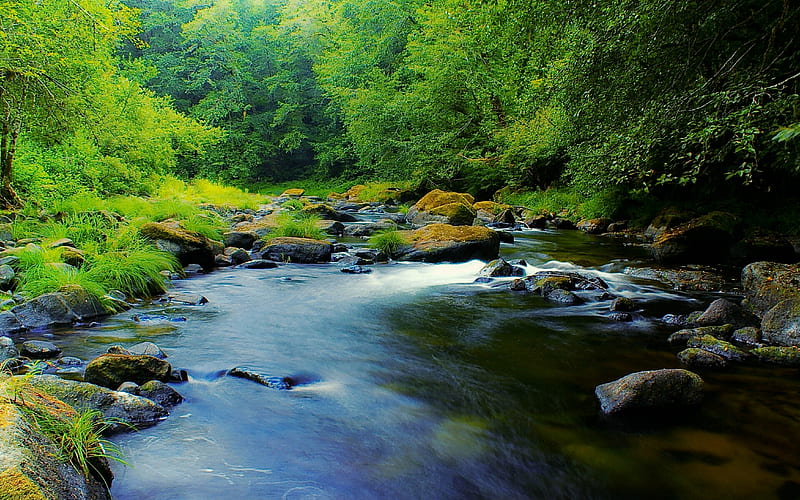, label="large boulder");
[0,311,23,335]
[11,293,78,330]
[594,369,704,415]
[140,221,218,271]
[406,190,476,226]
[694,298,758,328]
[651,211,741,264]
[83,354,173,389]
[761,300,800,347]
[222,231,258,250]
[624,265,735,292]
[394,224,500,263]
[741,261,800,317]
[0,399,111,499]
[258,237,332,264]
[644,207,694,240]
[27,375,168,432]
